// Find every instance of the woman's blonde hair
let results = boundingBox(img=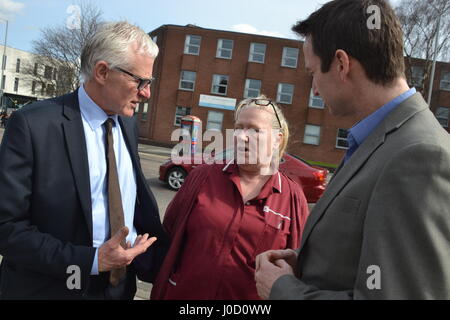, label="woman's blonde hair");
[234,95,289,159]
